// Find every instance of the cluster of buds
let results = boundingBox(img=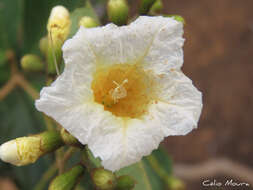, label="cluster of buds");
[81,148,136,190]
[20,6,71,75]
[0,130,135,190]
[19,0,183,75]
